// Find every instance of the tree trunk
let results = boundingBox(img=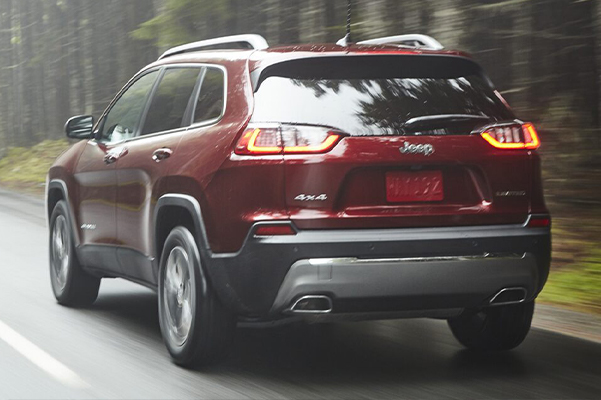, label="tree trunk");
[0,0,13,148]
[596,0,601,148]
[18,0,34,145]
